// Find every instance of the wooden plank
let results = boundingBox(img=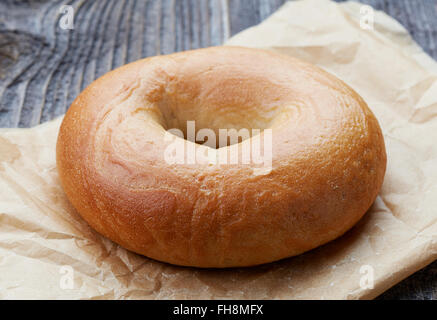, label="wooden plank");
[0,0,436,299]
